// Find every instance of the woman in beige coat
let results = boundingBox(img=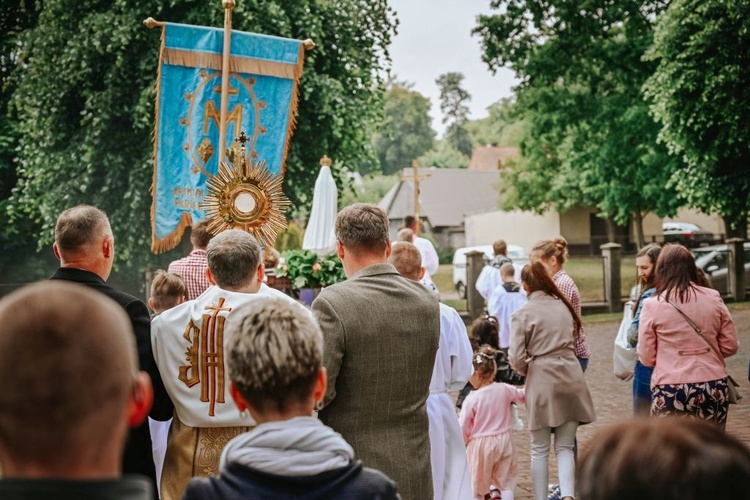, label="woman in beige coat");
[510,263,596,500]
